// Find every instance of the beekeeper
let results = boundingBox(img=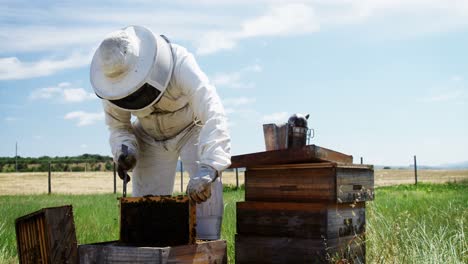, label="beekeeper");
[90,25,231,240]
